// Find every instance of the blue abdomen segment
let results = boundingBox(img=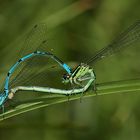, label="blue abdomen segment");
[0,94,6,106]
[1,51,70,106]
[9,62,19,74]
[4,77,9,90]
[1,53,36,106]
[3,53,35,97]
[20,53,34,60]
[63,63,72,75]
[9,53,34,74]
